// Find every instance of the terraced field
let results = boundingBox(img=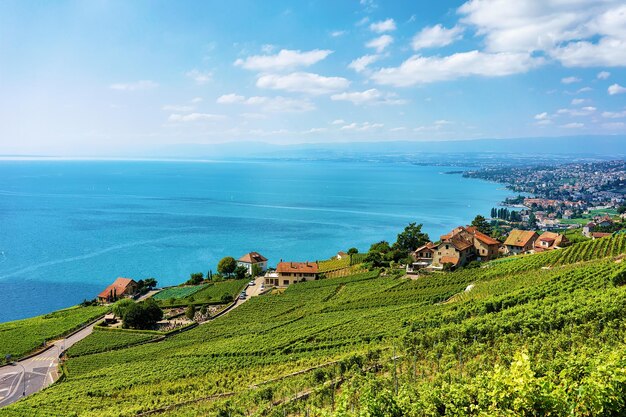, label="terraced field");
[0,305,108,360]
[2,235,626,416]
